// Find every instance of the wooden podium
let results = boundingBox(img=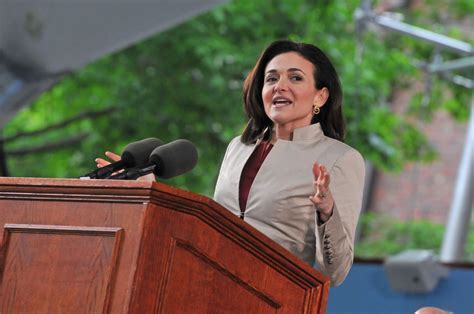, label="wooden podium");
[0,177,329,313]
